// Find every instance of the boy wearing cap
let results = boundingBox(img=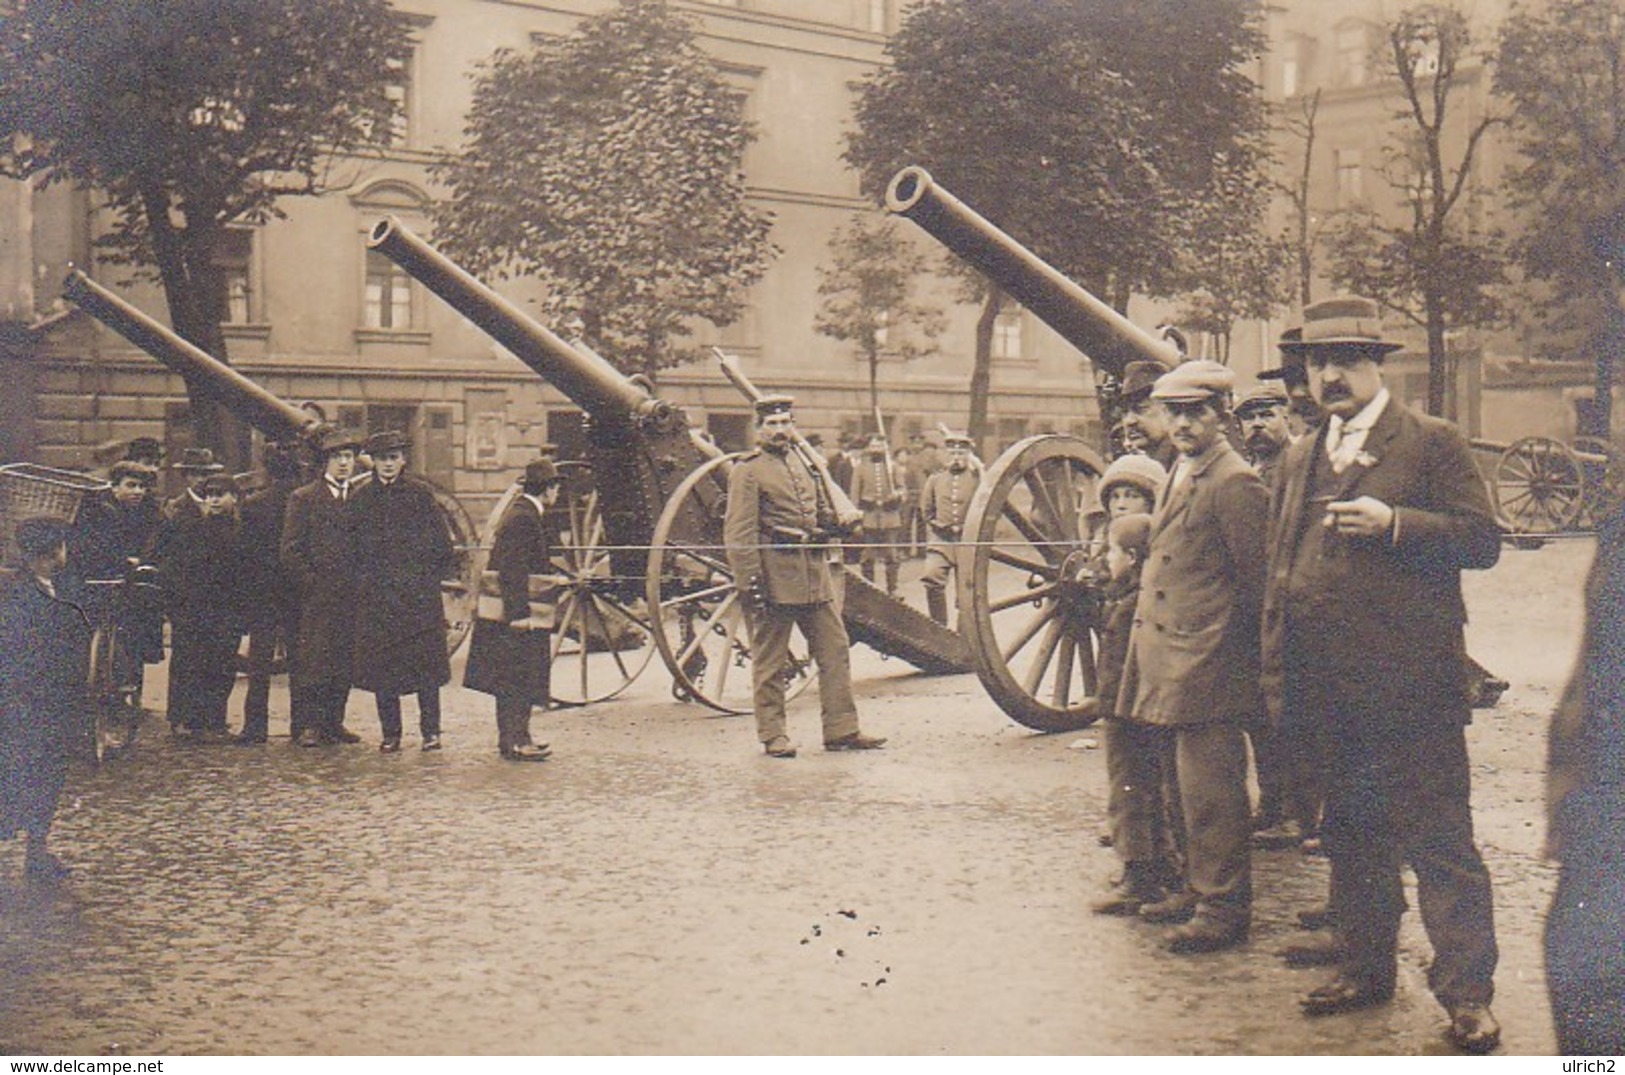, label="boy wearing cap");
[280,428,364,747]
[1120,359,1267,954]
[350,430,454,753]
[724,395,884,758]
[917,431,980,626]
[1260,296,1502,1051]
